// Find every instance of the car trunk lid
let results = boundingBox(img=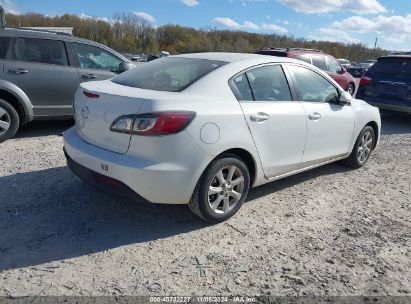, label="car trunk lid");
[74,80,148,154]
